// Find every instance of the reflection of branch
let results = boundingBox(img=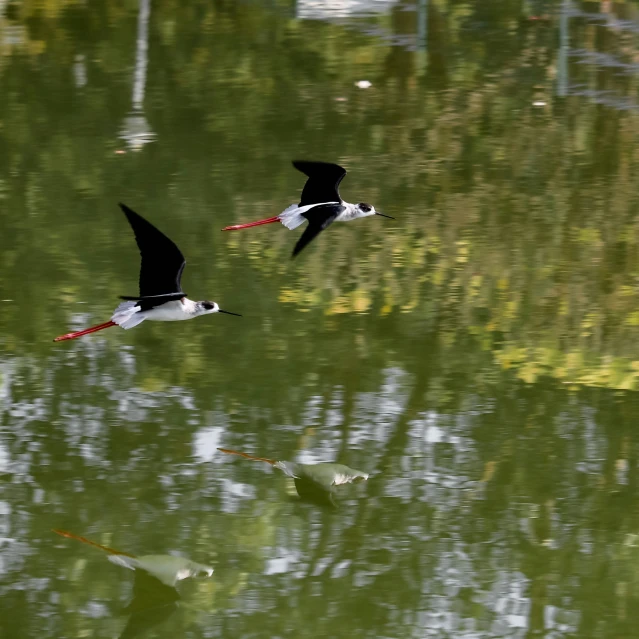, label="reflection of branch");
[132,0,151,111]
[417,0,428,52]
[566,5,639,33]
[557,0,569,97]
[119,570,180,639]
[313,369,429,583]
[298,501,338,591]
[335,373,357,465]
[121,0,155,150]
[372,370,427,480]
